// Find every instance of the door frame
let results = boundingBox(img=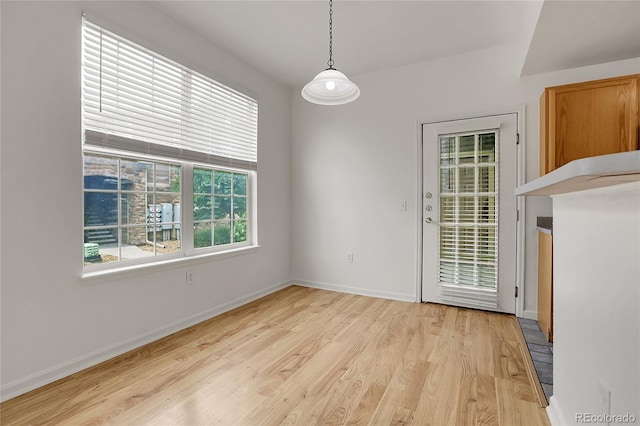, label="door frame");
[415,106,526,317]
